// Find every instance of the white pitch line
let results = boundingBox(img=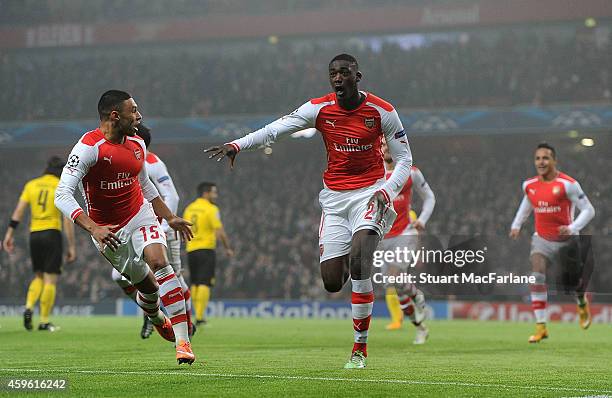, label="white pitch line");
[0,368,611,395]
